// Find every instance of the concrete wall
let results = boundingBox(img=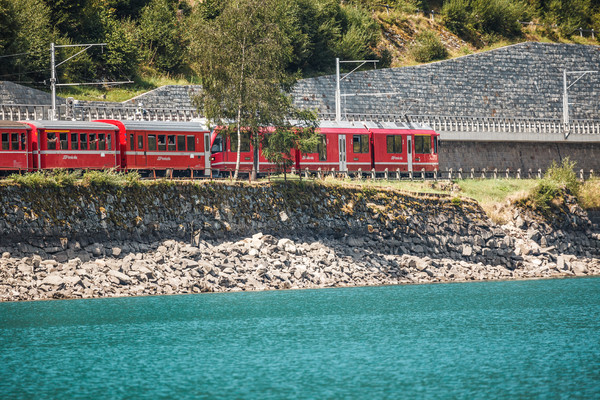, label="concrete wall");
[440,142,600,172]
[292,42,600,119]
